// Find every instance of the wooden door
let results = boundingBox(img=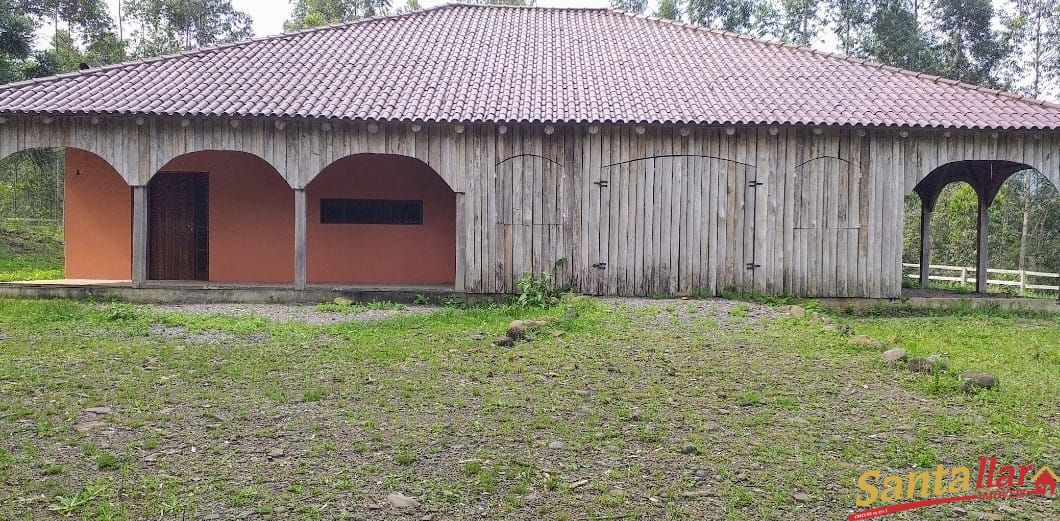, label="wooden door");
[148,172,209,281]
[496,154,573,292]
